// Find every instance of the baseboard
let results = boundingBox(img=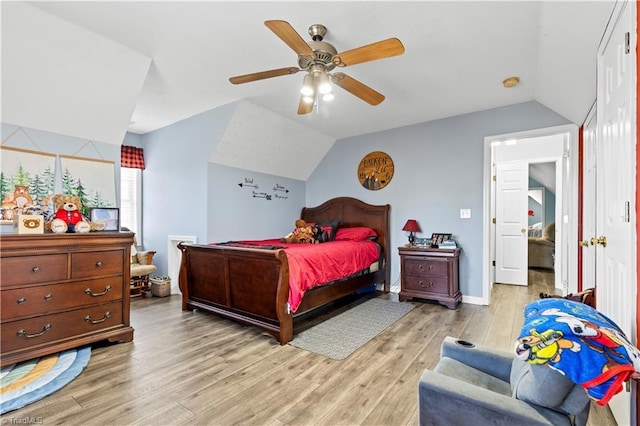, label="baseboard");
[462,295,486,306]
